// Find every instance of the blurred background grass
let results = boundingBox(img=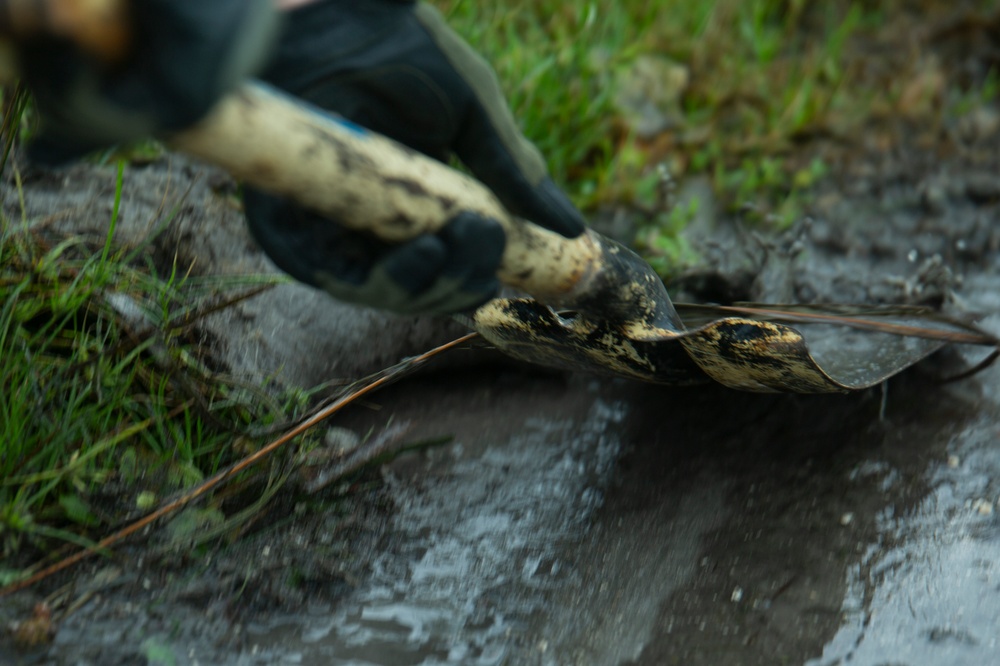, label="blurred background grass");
[436,0,1000,266]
